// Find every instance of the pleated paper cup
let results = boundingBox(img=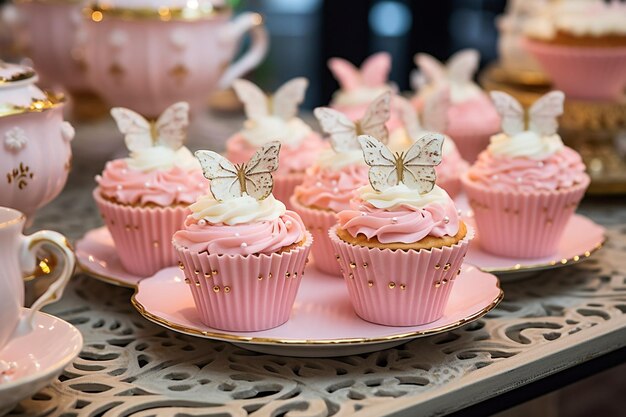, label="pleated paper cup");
[290,196,341,276]
[524,39,626,101]
[329,225,473,326]
[273,172,305,211]
[173,232,312,332]
[94,189,189,277]
[461,174,590,258]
